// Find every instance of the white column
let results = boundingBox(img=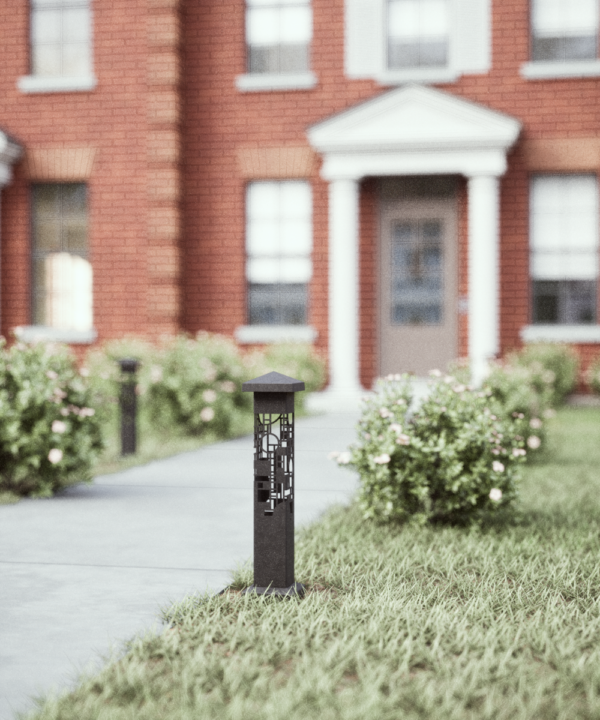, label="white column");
[467,175,500,386]
[325,178,363,405]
